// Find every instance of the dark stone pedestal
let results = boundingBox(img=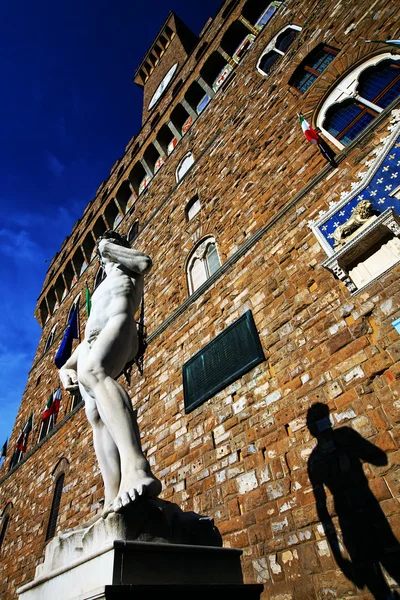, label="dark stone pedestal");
[18,501,263,600]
